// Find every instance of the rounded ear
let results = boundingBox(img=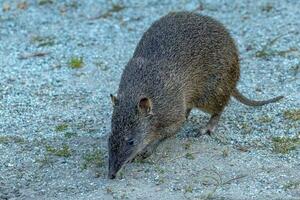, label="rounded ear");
[138,97,153,115]
[110,94,118,106]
